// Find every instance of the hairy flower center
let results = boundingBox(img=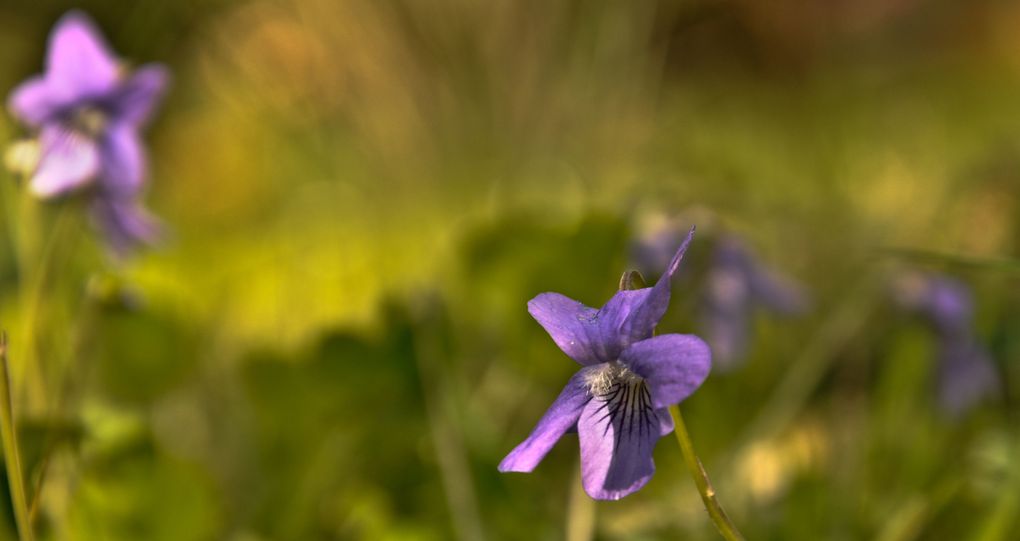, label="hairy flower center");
[585,362,659,443]
[584,361,643,398]
[69,107,108,137]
